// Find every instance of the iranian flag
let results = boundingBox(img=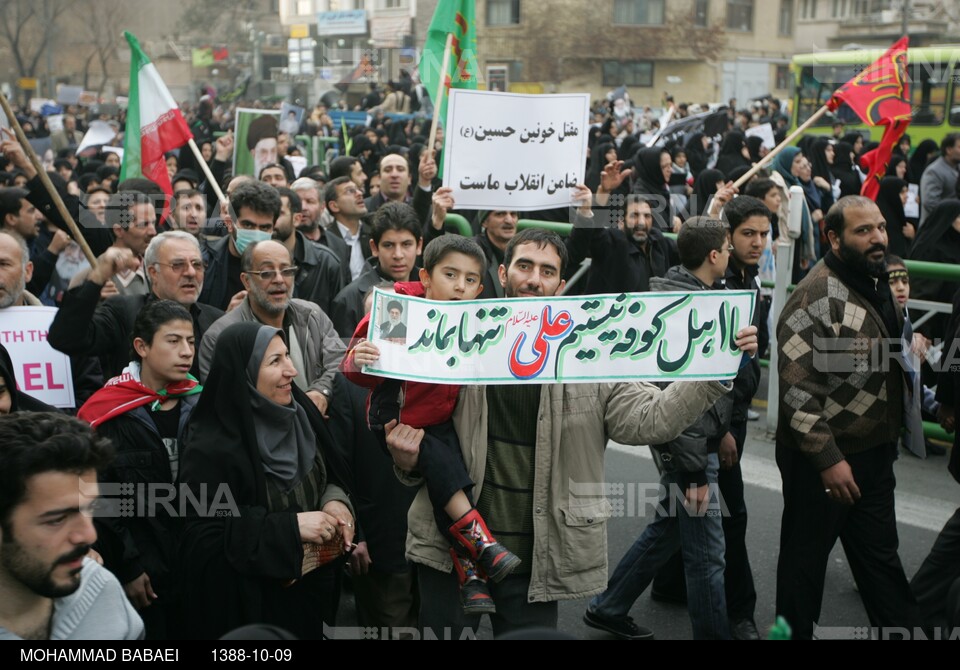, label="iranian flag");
[120,32,193,196]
